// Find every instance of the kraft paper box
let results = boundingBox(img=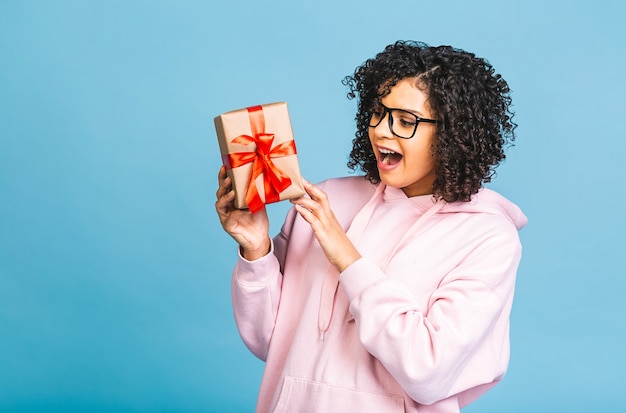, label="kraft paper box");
[214,102,305,213]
